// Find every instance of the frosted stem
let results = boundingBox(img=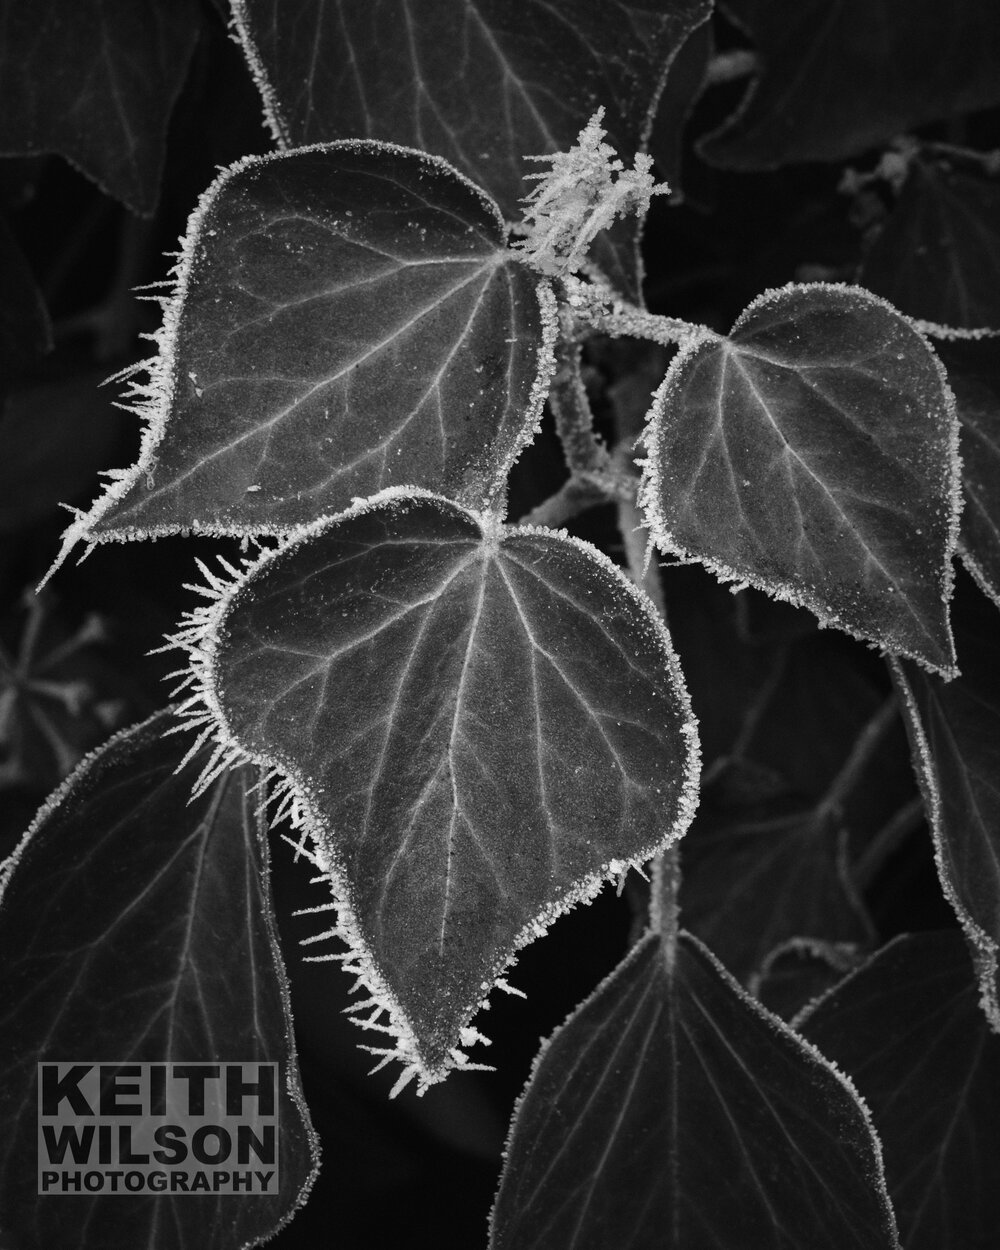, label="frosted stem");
[561,274,715,350]
[651,845,681,971]
[549,331,612,476]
